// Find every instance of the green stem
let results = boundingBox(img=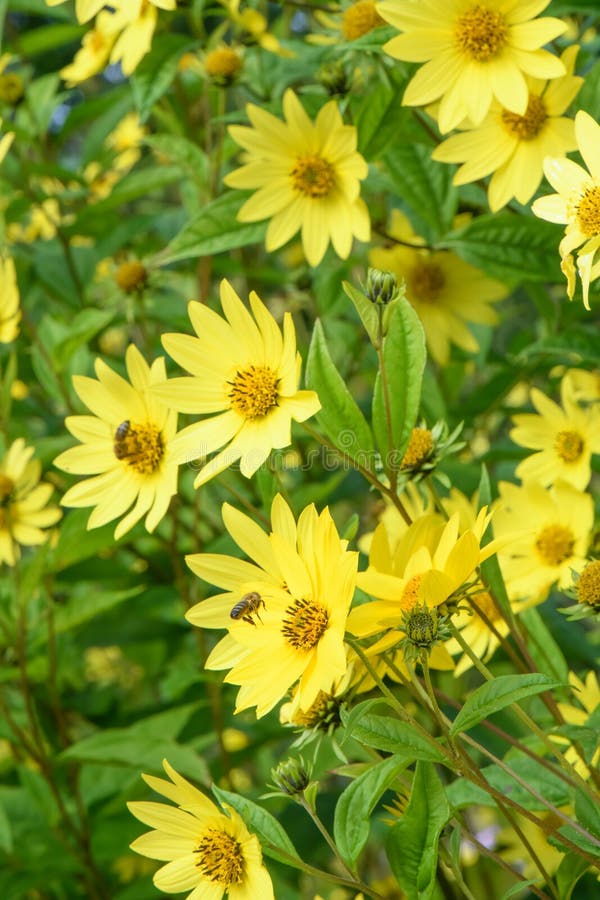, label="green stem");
[299,796,357,879]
